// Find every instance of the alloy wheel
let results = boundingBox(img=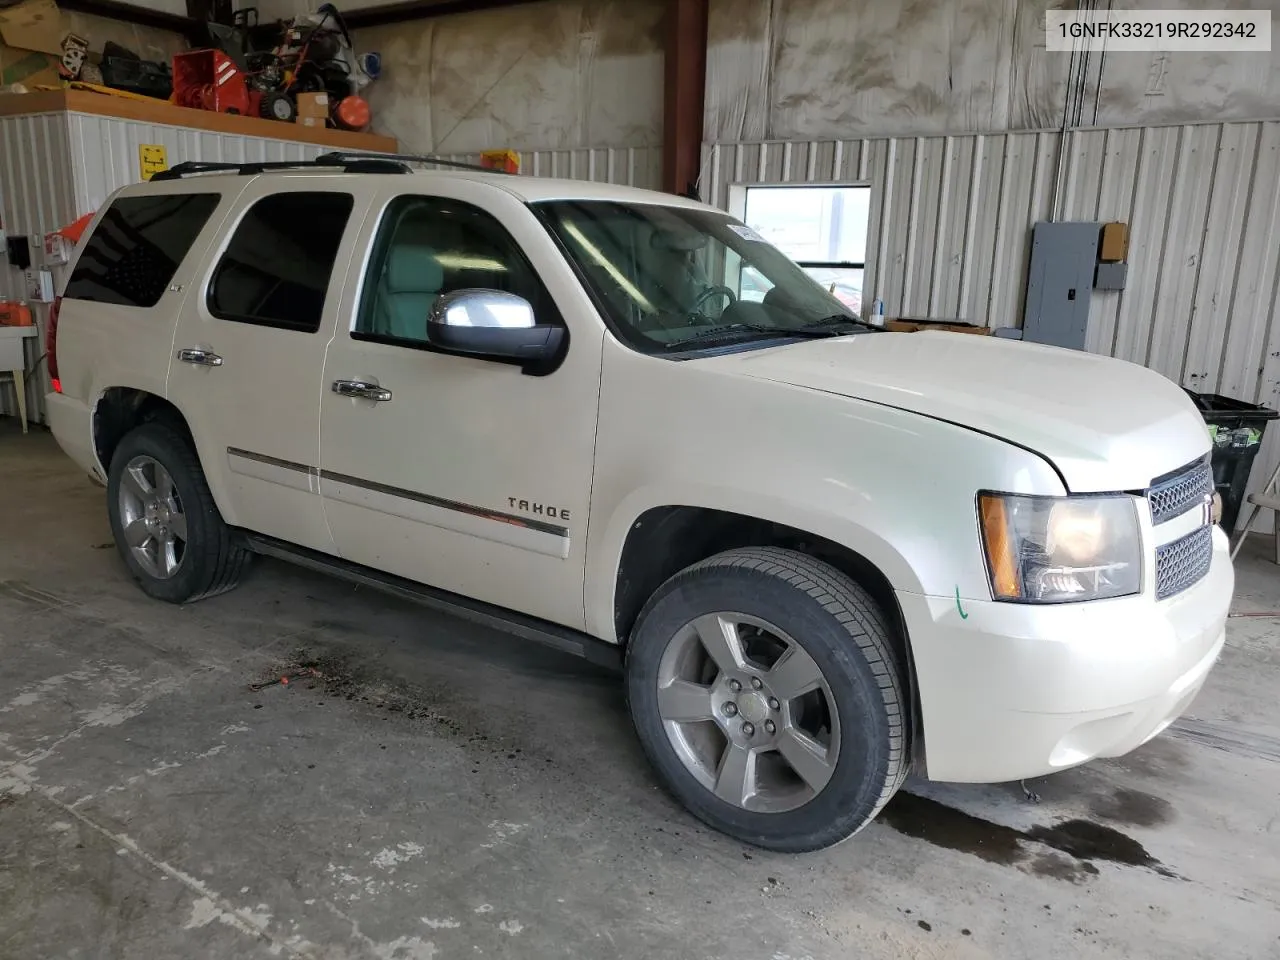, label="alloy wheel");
[656,612,840,813]
[117,455,188,580]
